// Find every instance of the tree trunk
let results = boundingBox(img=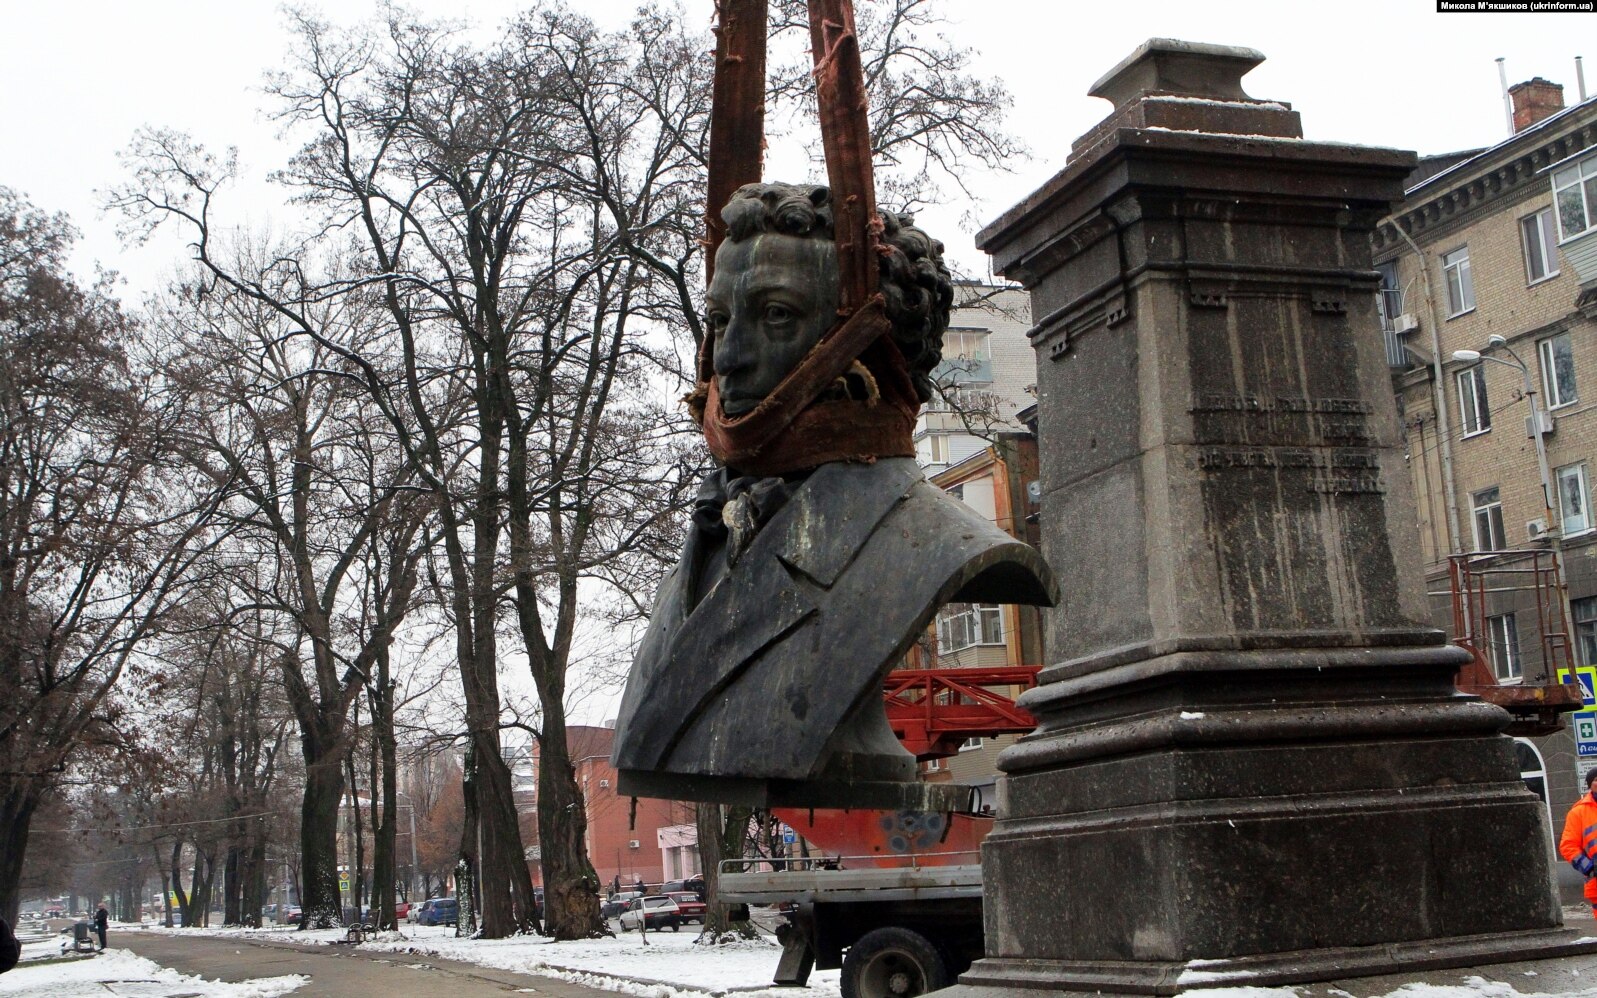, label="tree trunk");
[371,669,399,931]
[0,784,39,925]
[299,742,343,929]
[696,803,758,941]
[154,844,173,928]
[240,831,267,928]
[346,746,364,924]
[223,842,242,926]
[470,729,538,936]
[537,716,596,939]
[457,741,480,937]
